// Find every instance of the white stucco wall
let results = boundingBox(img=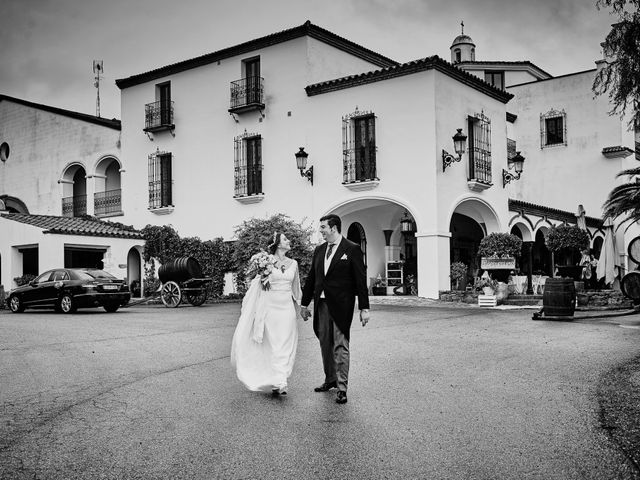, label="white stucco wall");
[0,100,121,216]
